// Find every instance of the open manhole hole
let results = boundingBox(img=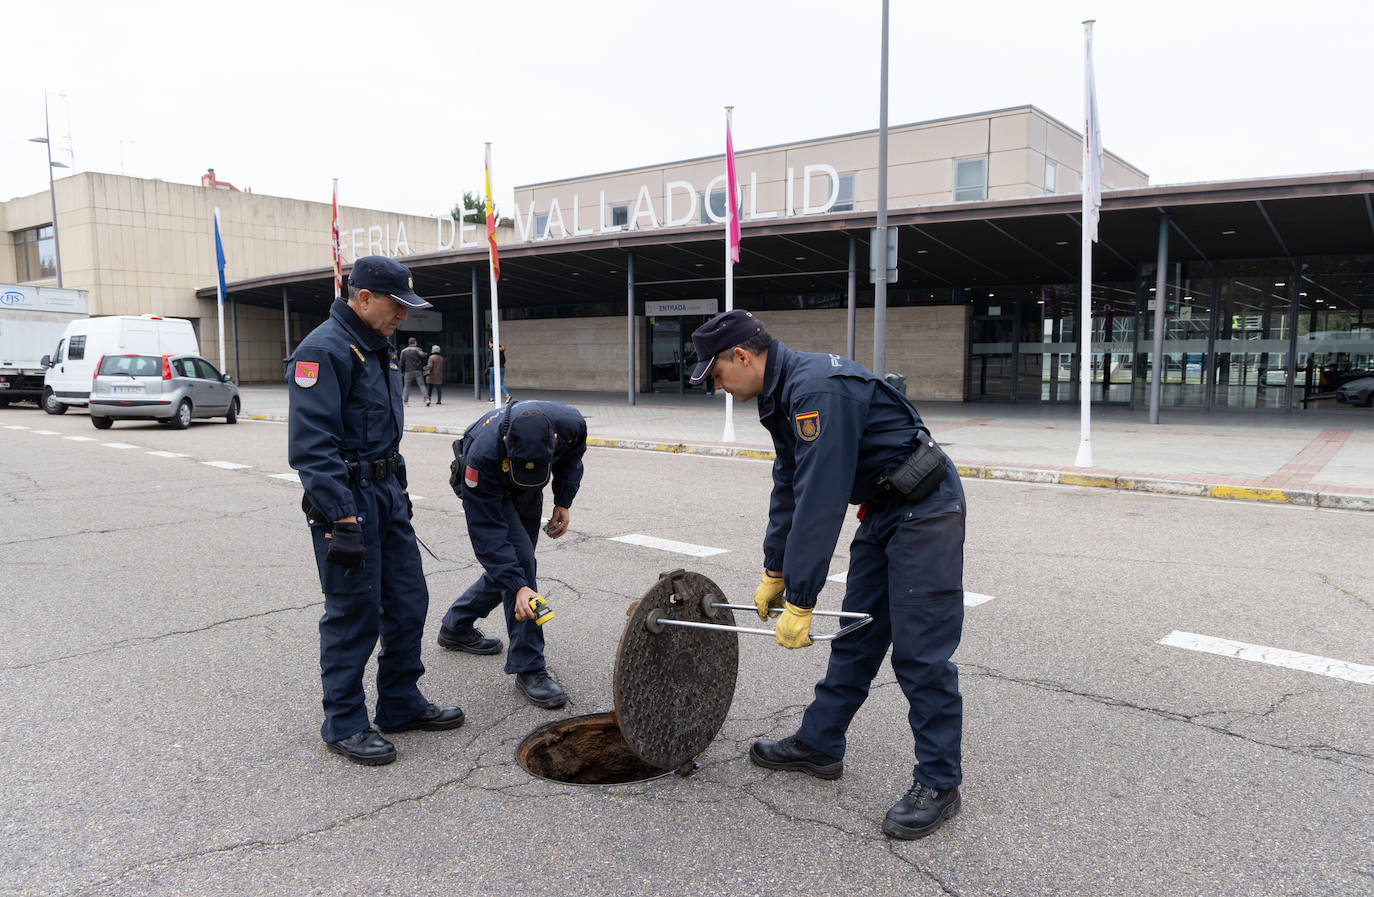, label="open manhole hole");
[517,713,672,785]
[515,570,739,786]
